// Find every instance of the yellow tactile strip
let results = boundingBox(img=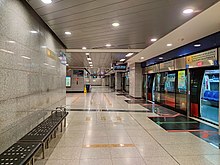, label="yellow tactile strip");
[83,144,135,148]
